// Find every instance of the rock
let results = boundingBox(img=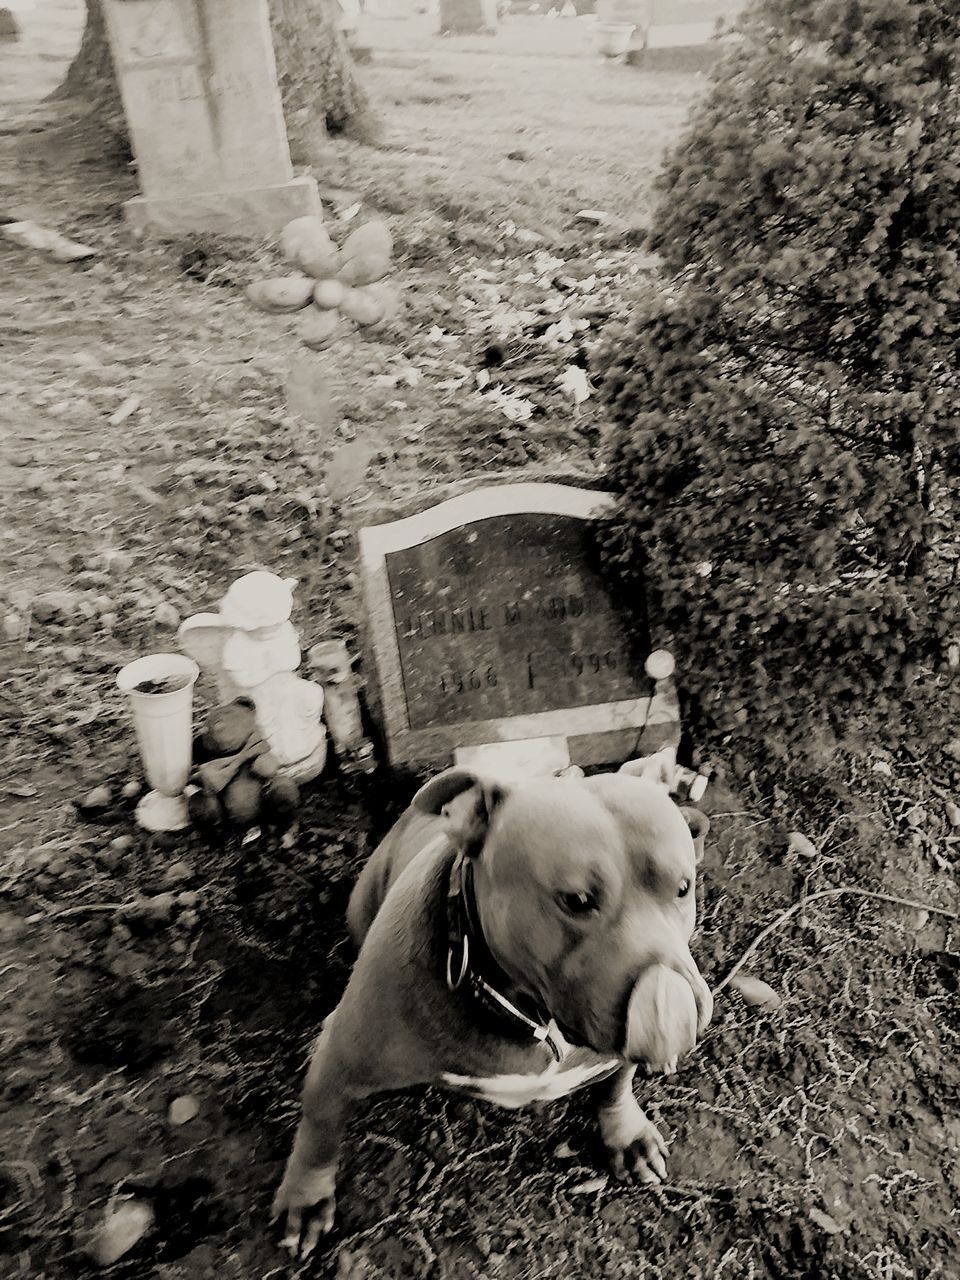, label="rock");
[162,859,194,886]
[299,307,347,351]
[339,286,387,327]
[32,591,78,624]
[127,892,178,924]
[153,602,180,628]
[281,217,341,278]
[167,1094,200,1126]
[337,254,391,287]
[246,275,315,313]
[341,218,392,262]
[313,278,347,310]
[3,611,22,640]
[121,780,142,800]
[946,801,960,829]
[944,739,960,763]
[87,1199,154,1266]
[729,973,782,1009]
[110,835,135,853]
[78,785,112,814]
[176,890,199,909]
